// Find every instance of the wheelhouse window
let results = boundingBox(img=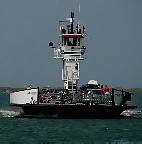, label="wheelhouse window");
[61,34,84,46]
